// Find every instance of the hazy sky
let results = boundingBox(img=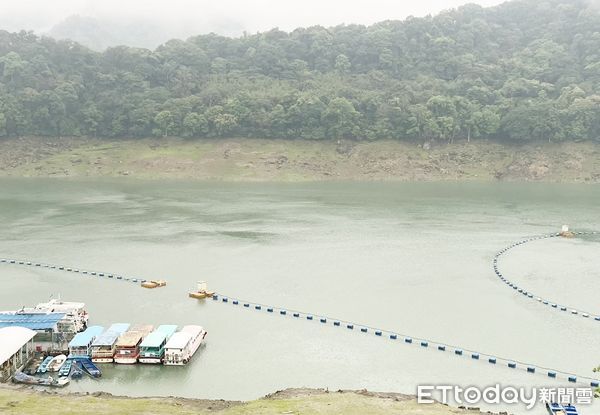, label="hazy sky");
[1,0,506,34]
